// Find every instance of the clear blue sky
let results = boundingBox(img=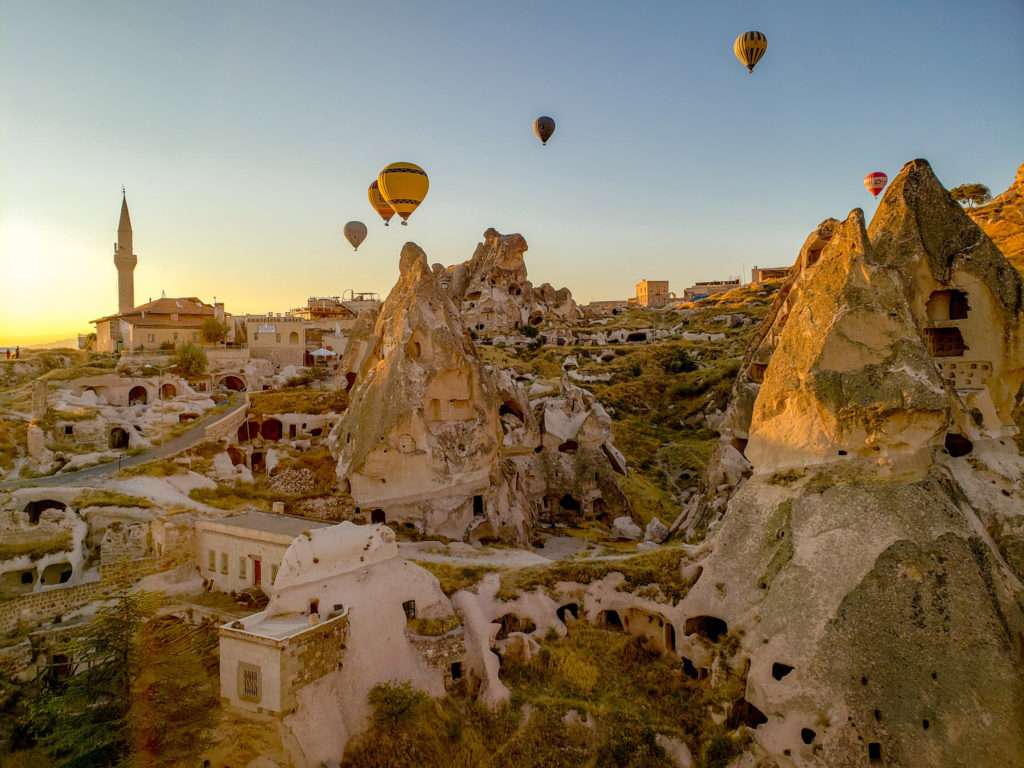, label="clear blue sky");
[2,0,1022,344]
